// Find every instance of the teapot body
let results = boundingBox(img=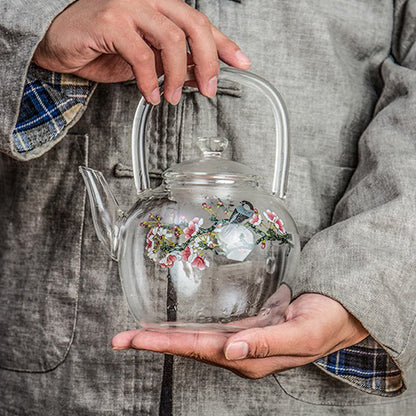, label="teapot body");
[118,184,300,332]
[80,67,301,333]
